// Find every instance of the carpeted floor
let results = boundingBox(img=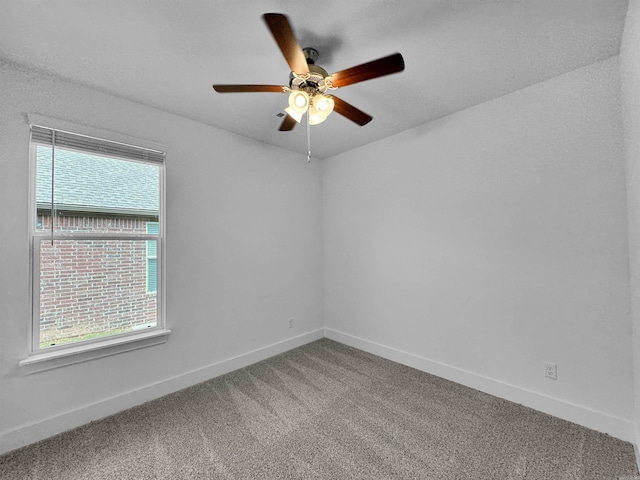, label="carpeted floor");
[0,339,638,479]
